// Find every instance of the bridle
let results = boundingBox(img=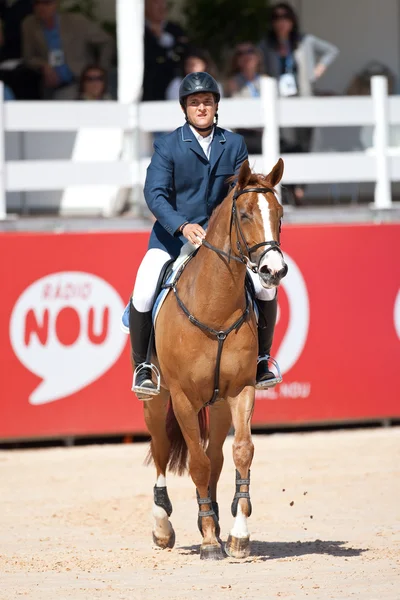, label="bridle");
[202,185,284,274]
